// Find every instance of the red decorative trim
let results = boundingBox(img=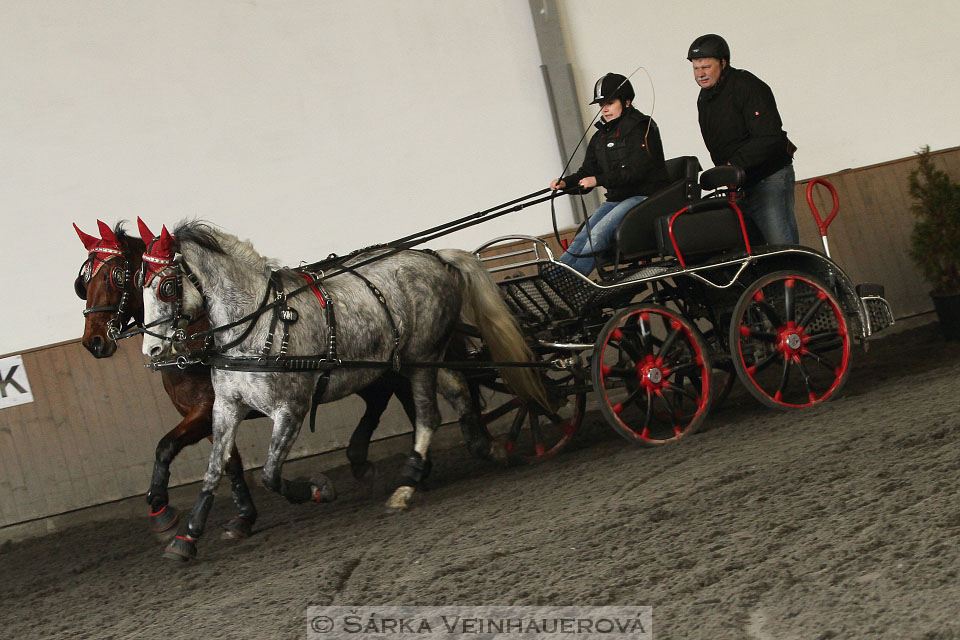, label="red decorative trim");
[299,272,326,308]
